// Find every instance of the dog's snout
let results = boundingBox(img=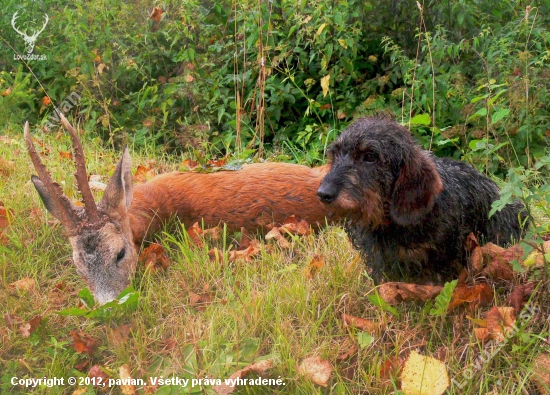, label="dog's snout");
[317,183,337,204]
